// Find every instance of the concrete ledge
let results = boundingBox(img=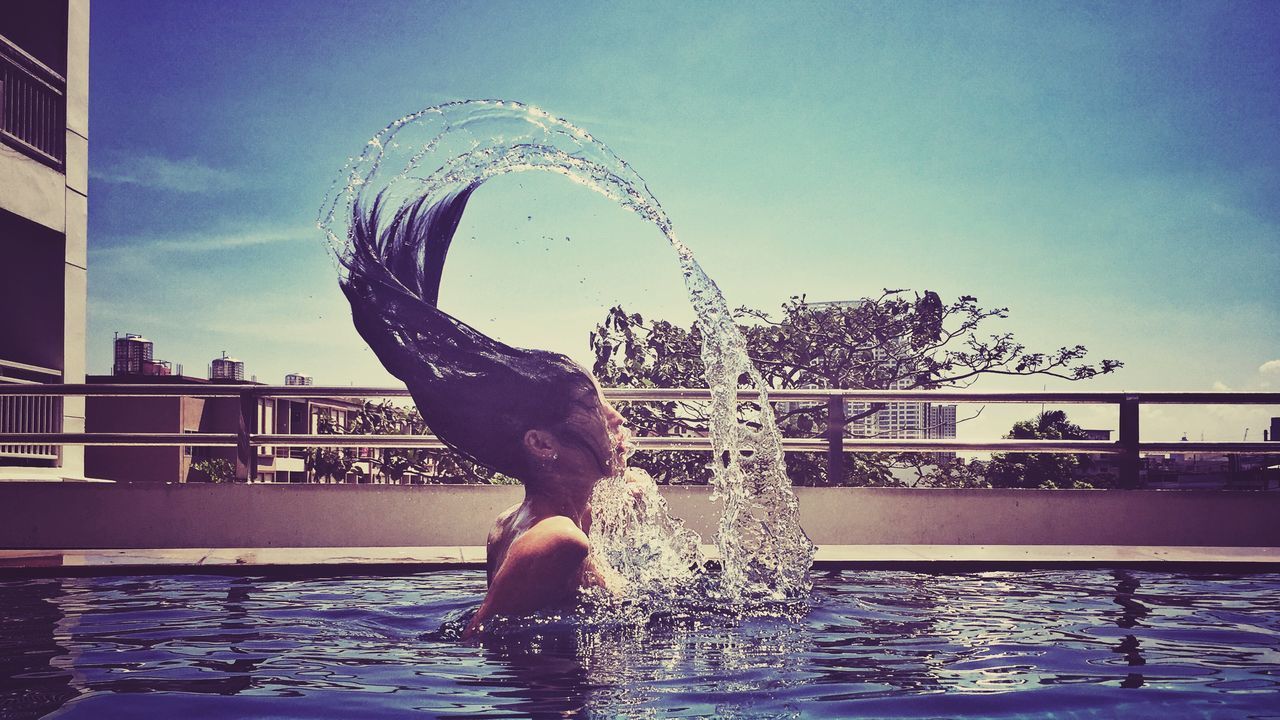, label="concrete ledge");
[0,144,66,231]
[2,484,1279,550]
[2,545,1278,577]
